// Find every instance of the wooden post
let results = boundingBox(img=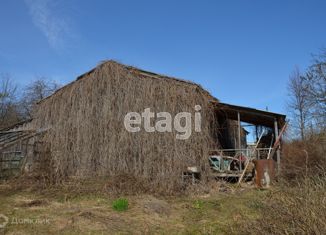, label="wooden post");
[274,119,281,173]
[237,112,242,171]
[255,125,258,142]
[258,150,260,160]
[238,130,265,185]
